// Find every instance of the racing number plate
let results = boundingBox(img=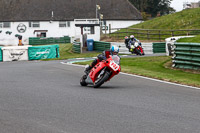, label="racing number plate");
[109,60,119,71]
